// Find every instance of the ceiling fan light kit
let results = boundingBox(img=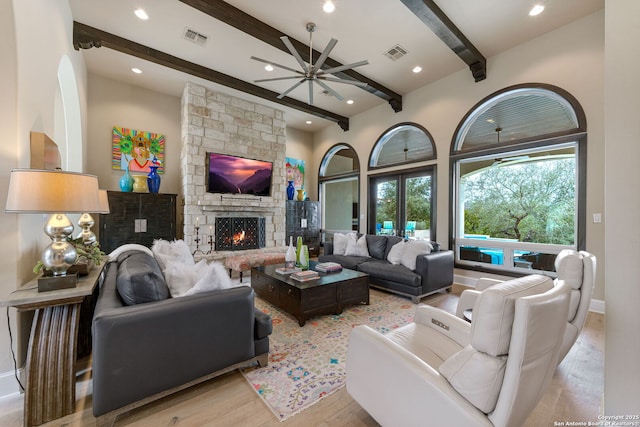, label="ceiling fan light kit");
[252,22,369,105]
